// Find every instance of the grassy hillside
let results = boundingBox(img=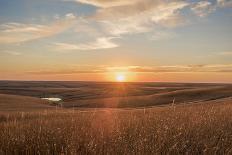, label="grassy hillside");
[0,82,232,154]
[0,99,231,154]
[0,81,232,108]
[0,94,53,112]
[64,86,232,108]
